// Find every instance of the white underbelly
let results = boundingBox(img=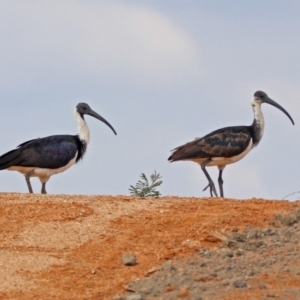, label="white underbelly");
[8,152,78,178]
[193,139,253,167]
